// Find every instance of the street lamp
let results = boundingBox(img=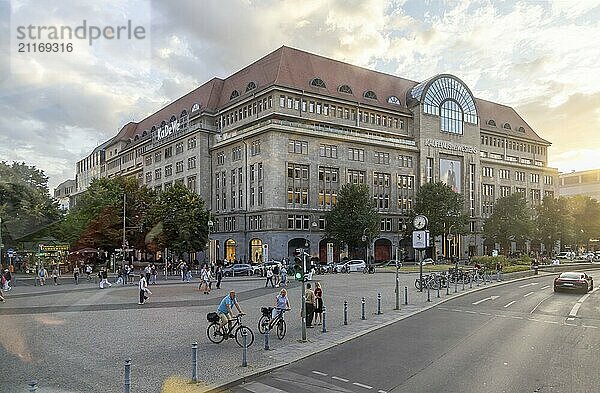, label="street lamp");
[395,220,407,310]
[208,219,214,266]
[362,228,369,265]
[301,220,318,342]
